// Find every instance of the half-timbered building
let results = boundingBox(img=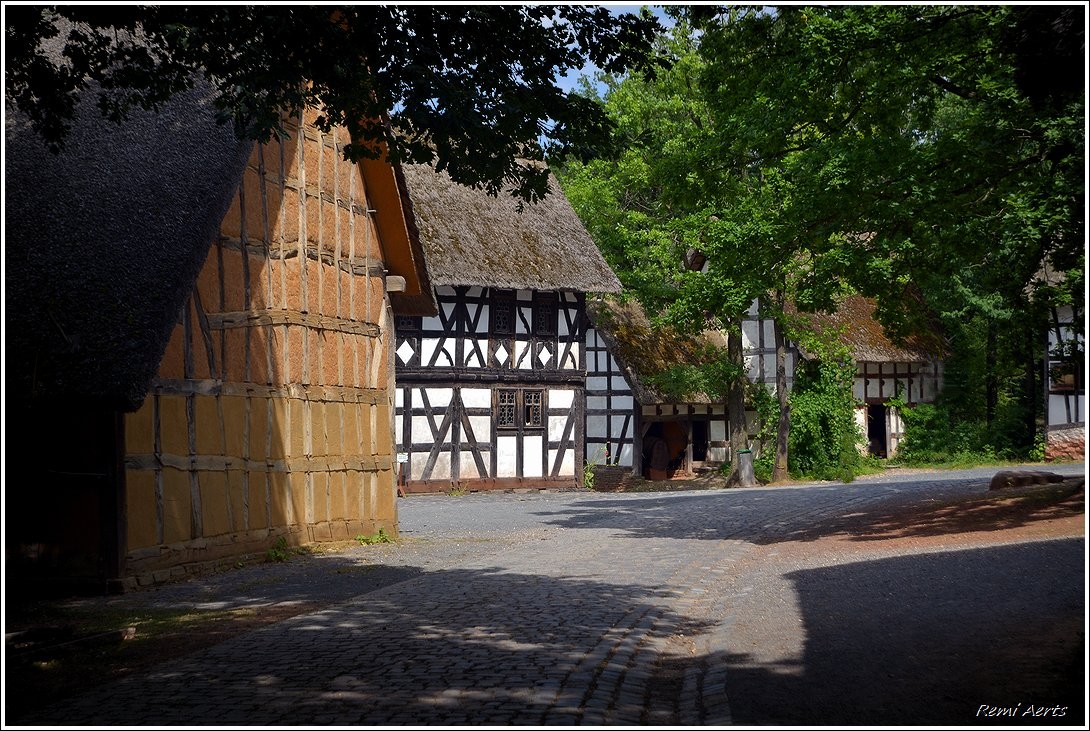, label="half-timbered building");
[7,72,432,591]
[394,163,621,492]
[789,295,945,458]
[584,293,945,487]
[584,297,731,486]
[1044,302,1085,460]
